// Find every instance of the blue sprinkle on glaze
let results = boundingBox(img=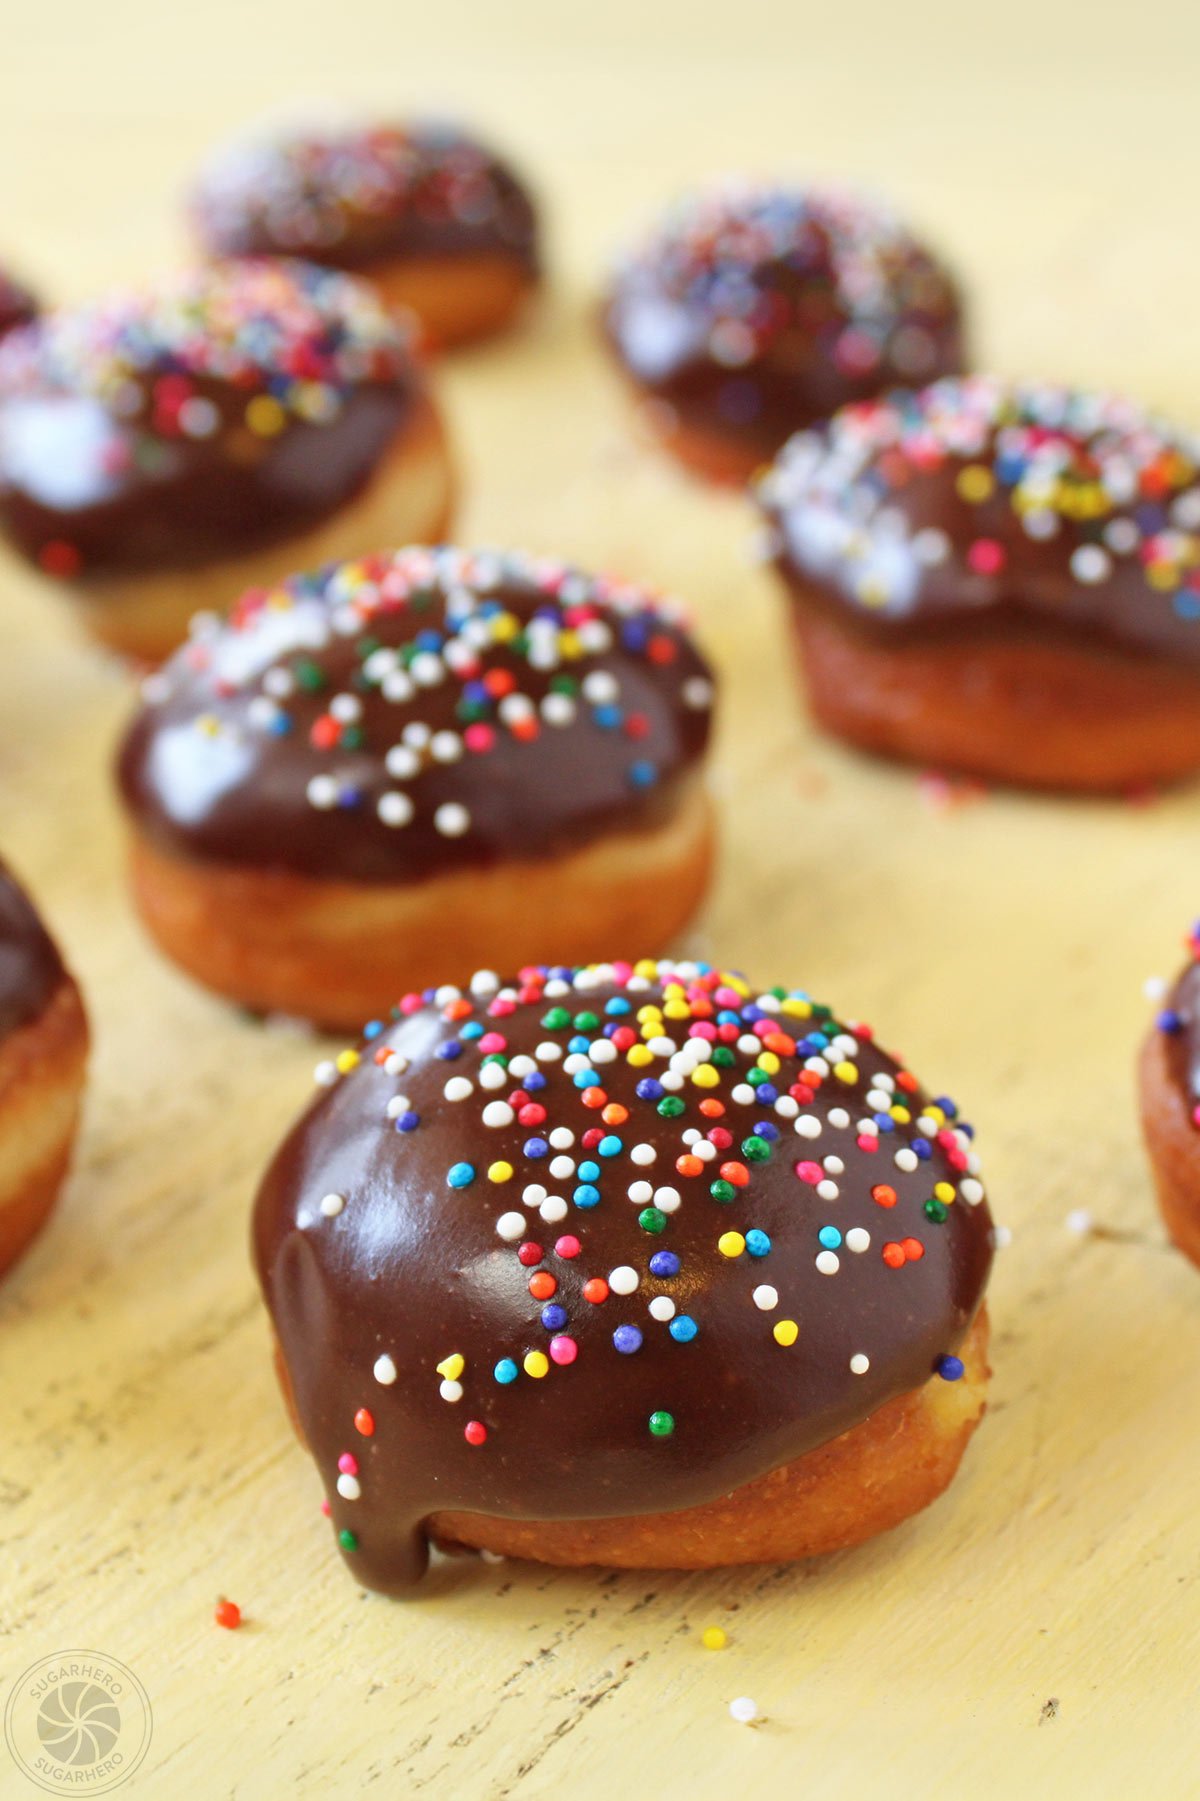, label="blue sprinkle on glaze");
[636,1078,664,1102]
[599,1134,624,1158]
[395,1111,420,1133]
[937,1354,965,1382]
[613,1325,643,1354]
[447,1162,475,1189]
[578,1160,601,1182]
[818,1226,842,1250]
[435,1040,463,1061]
[574,1184,601,1209]
[363,1020,384,1040]
[523,1137,549,1159]
[541,1304,568,1331]
[669,1315,698,1343]
[752,1121,780,1142]
[745,1229,772,1257]
[628,760,657,788]
[494,1358,519,1384]
[1158,1009,1184,1034]
[649,1250,681,1278]
[524,1071,547,1092]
